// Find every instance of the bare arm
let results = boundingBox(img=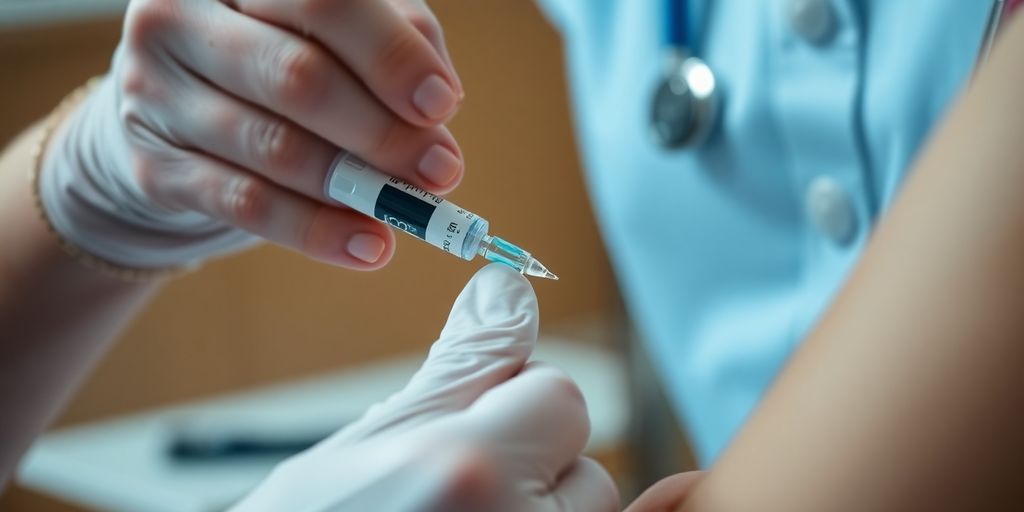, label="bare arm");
[0,121,162,486]
[681,12,1024,512]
